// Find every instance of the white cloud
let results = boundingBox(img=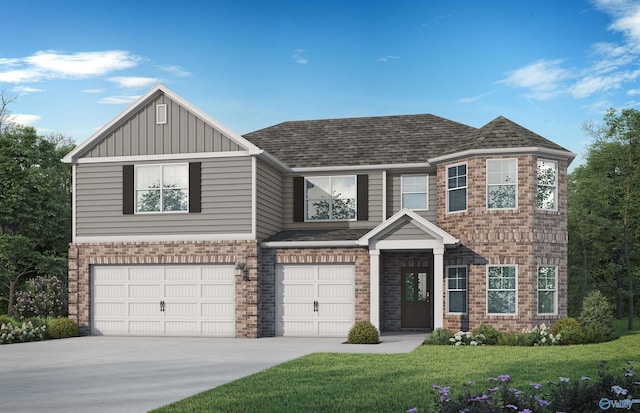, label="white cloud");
[11,86,44,94]
[82,88,105,94]
[292,49,308,64]
[458,90,496,103]
[570,69,640,98]
[108,76,158,88]
[498,59,571,100]
[377,56,399,63]
[9,113,41,126]
[97,95,140,104]
[0,50,140,84]
[159,64,191,77]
